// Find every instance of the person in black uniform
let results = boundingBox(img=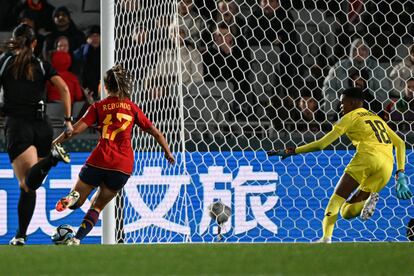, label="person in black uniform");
[0,23,74,245]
